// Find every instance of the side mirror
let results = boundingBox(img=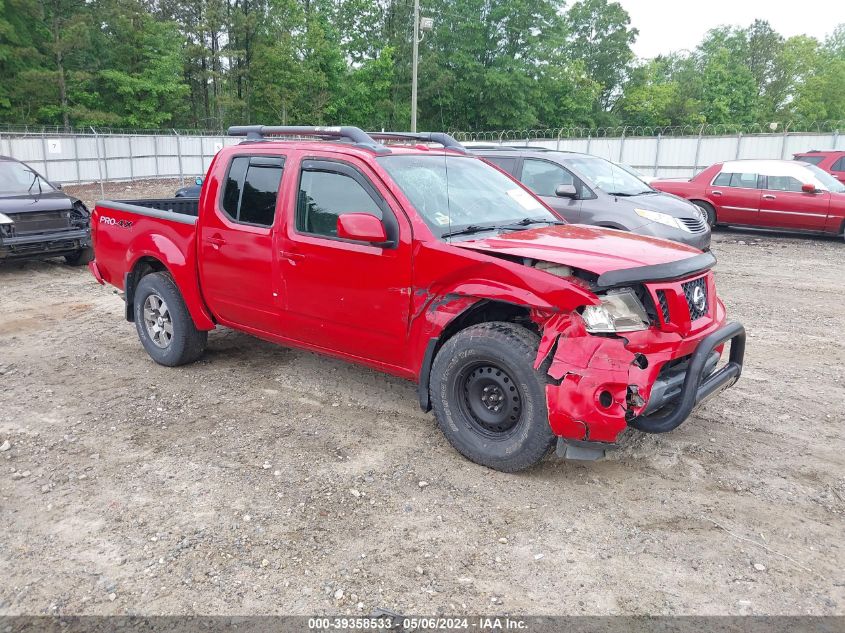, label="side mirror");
[195,177,203,186]
[801,183,818,193]
[52,182,63,190]
[337,213,388,245]
[555,184,578,199]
